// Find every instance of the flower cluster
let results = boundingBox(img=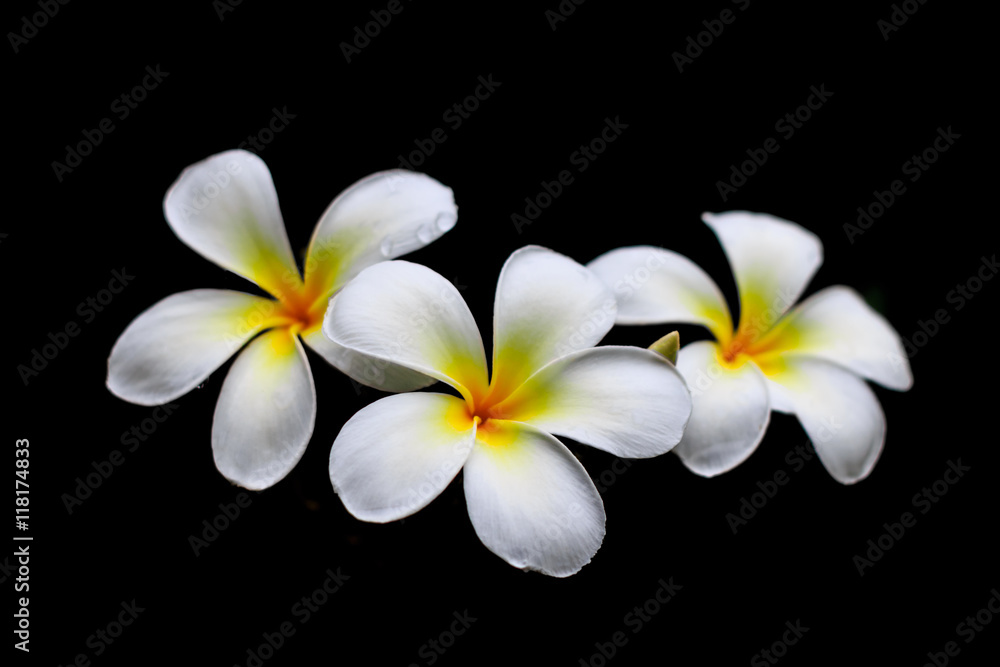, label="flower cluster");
[108,151,912,576]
